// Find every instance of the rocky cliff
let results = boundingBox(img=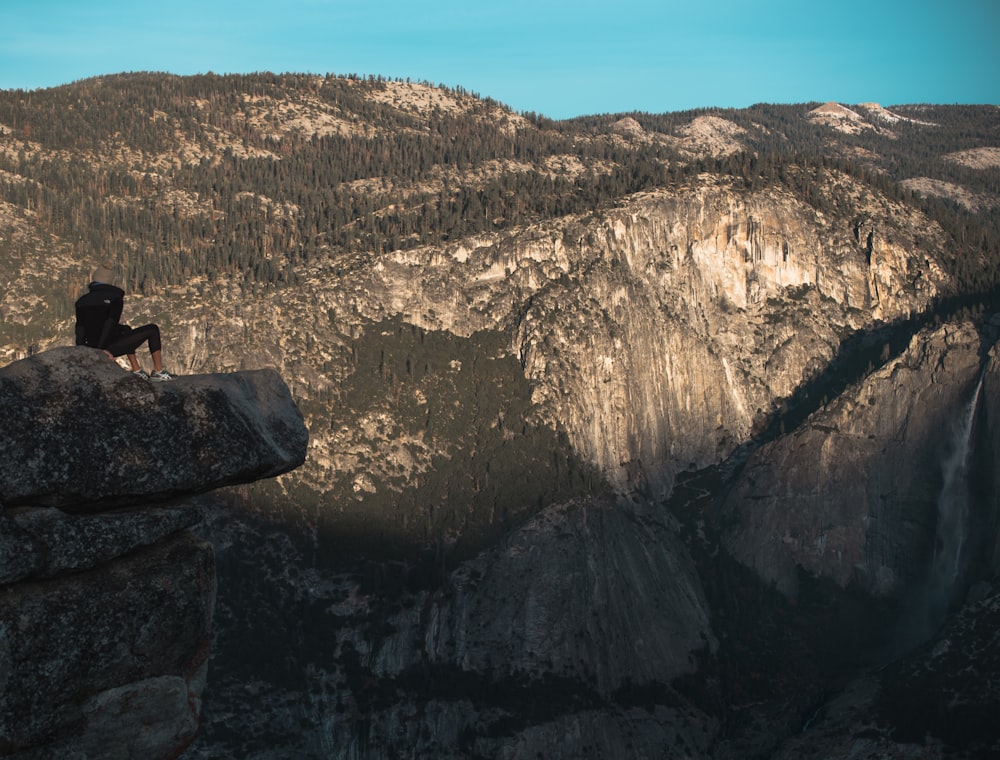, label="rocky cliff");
[2,195,994,760]
[83,176,989,759]
[175,315,999,759]
[985,338,1000,576]
[0,78,998,758]
[126,173,949,534]
[722,320,986,599]
[0,348,307,759]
